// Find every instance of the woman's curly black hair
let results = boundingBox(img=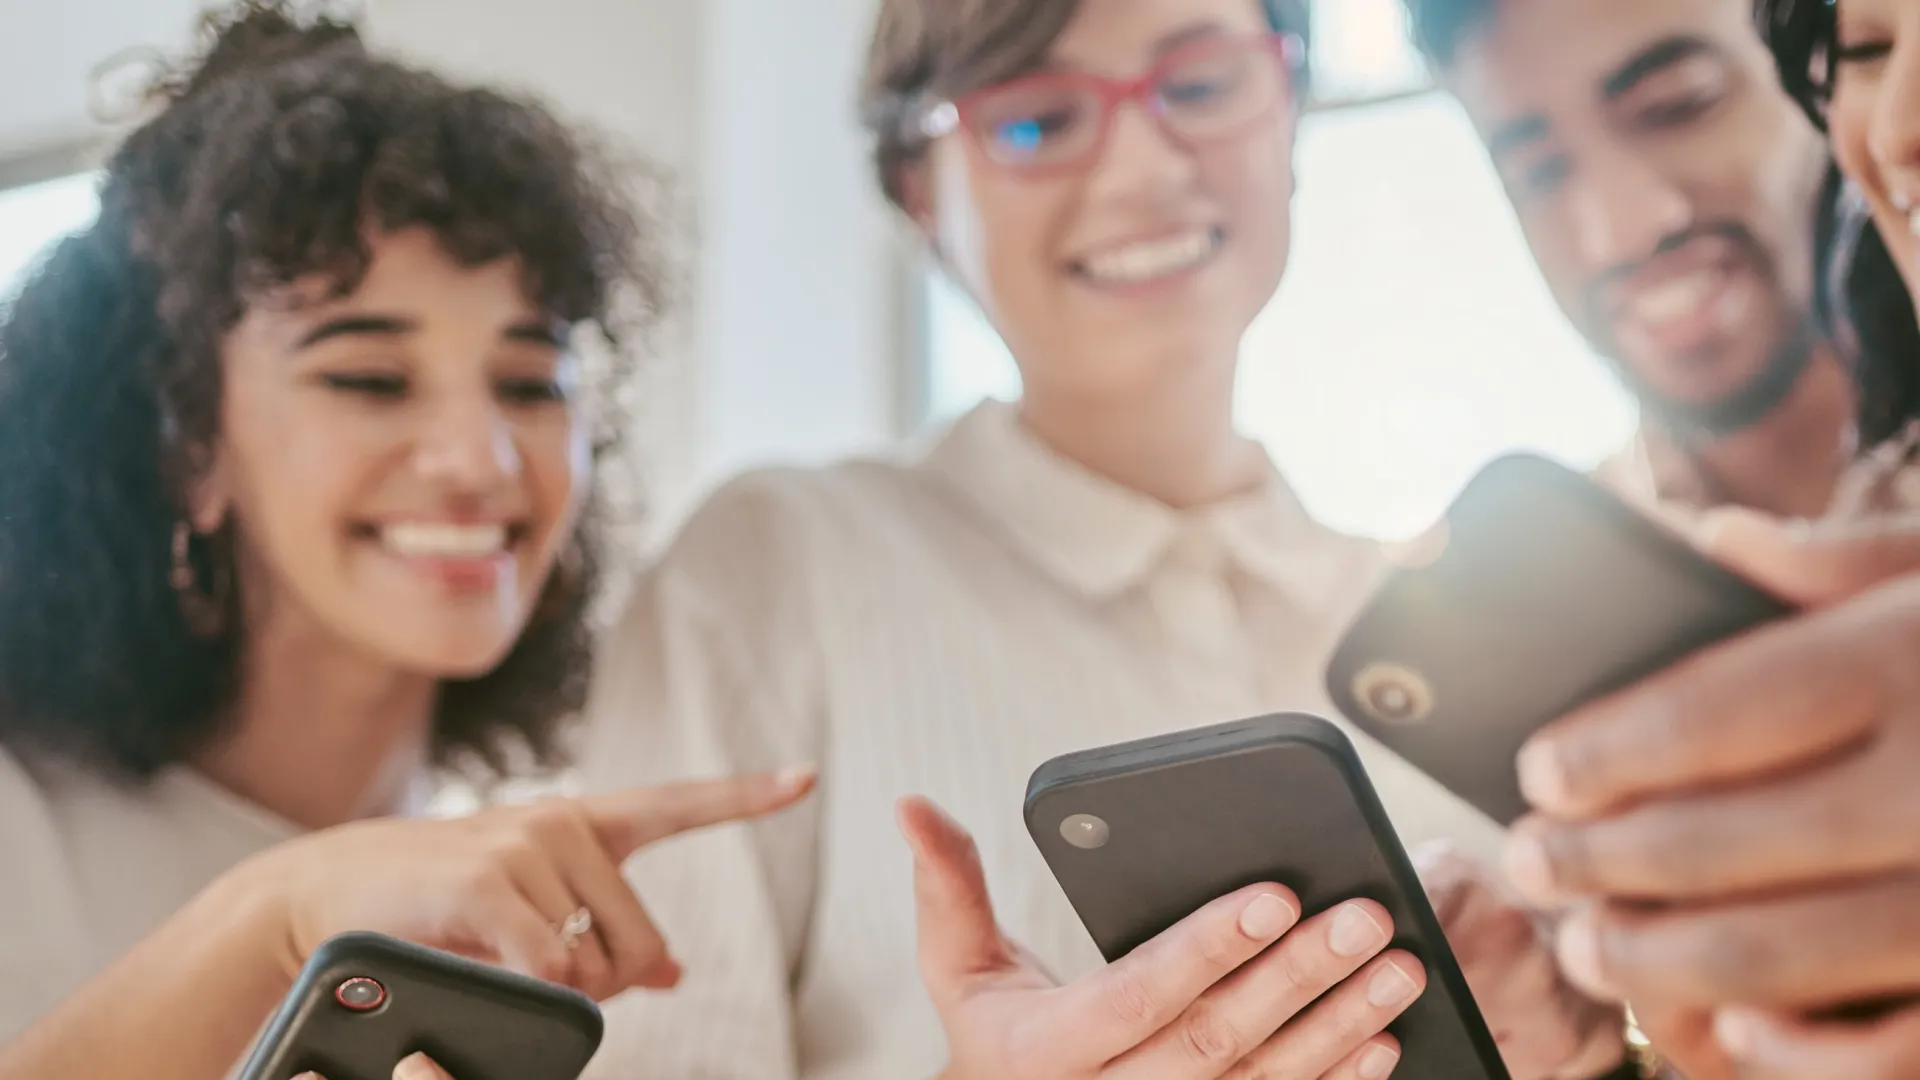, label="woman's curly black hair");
[0,1,666,779]
[1757,0,1920,447]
